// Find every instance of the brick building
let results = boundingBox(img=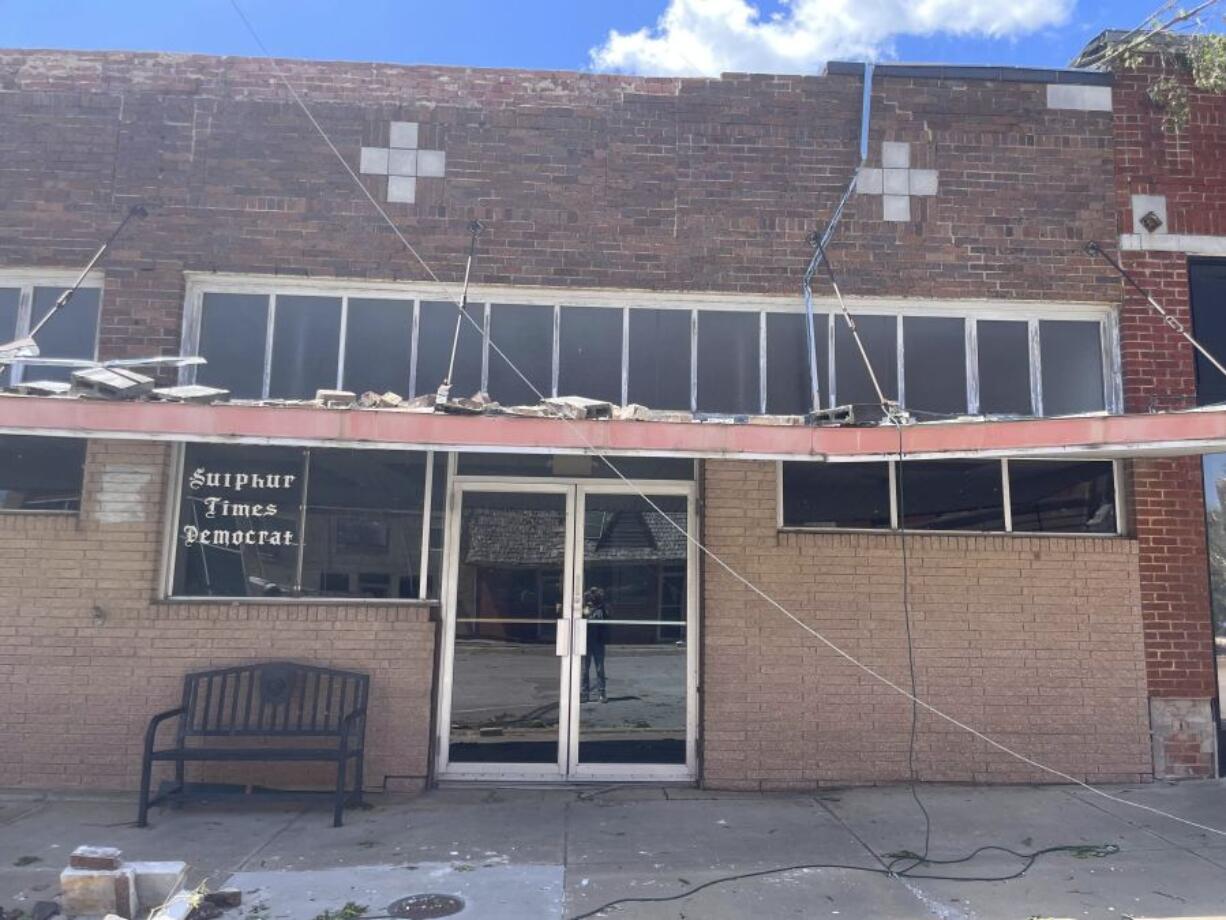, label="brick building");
[0,43,1221,799]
